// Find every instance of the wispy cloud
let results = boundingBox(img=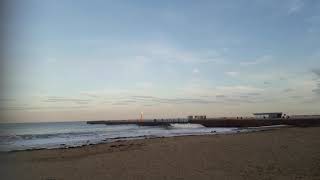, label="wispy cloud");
[312,68,320,95]
[283,88,294,93]
[119,42,228,64]
[0,105,89,111]
[215,86,264,95]
[129,96,217,105]
[312,68,320,76]
[80,92,99,98]
[131,95,156,99]
[192,68,199,74]
[225,71,239,77]
[287,0,304,14]
[0,98,16,102]
[216,95,226,98]
[111,102,129,106]
[240,55,272,66]
[245,92,261,96]
[43,97,92,104]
